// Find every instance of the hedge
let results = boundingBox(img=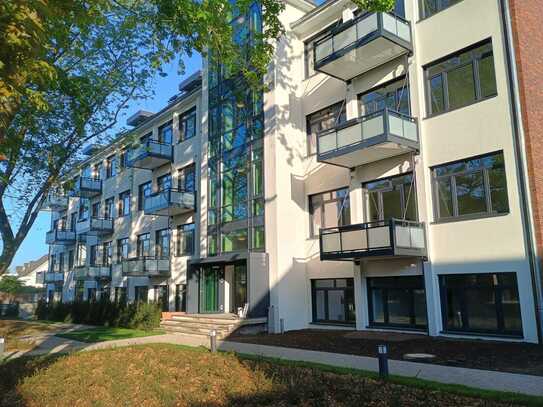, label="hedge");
[35,298,161,331]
